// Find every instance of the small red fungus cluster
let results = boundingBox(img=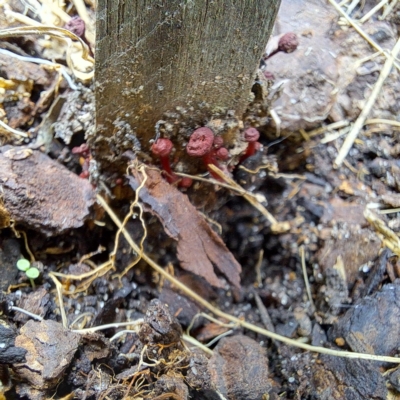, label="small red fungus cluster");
[152,125,263,185]
[186,127,230,180]
[151,138,192,187]
[262,32,299,80]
